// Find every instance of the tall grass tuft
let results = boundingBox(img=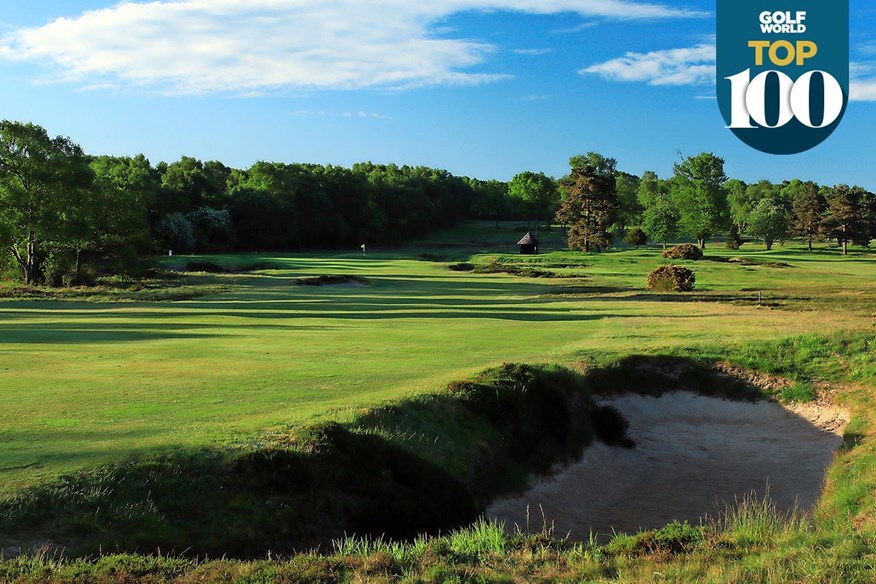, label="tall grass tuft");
[714,491,808,548]
[448,519,508,560]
